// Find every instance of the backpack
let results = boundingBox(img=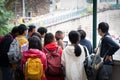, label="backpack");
[83,47,96,80]
[44,47,63,76]
[24,57,44,80]
[7,38,21,64]
[7,38,28,64]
